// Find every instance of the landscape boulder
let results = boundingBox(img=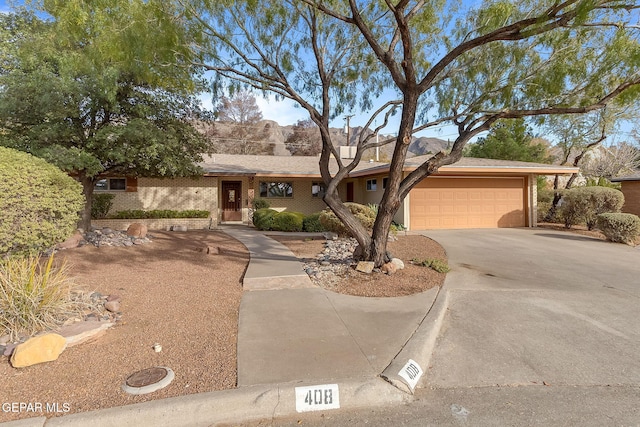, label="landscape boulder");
[391,258,405,270]
[56,230,85,249]
[127,223,148,238]
[10,334,67,368]
[381,262,397,275]
[355,261,375,274]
